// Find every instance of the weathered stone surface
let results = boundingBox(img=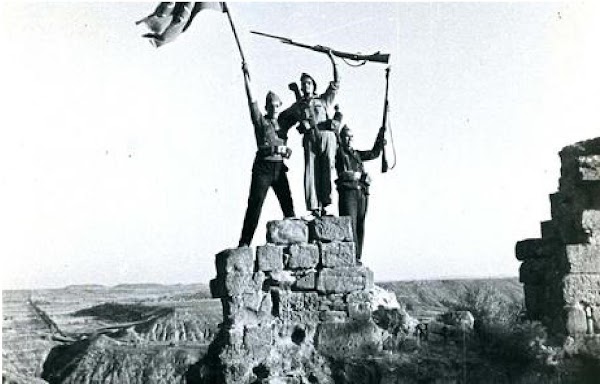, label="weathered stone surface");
[317,294,346,311]
[244,324,273,361]
[215,247,254,275]
[292,271,316,291]
[257,244,284,272]
[519,258,550,285]
[267,219,308,245]
[315,320,383,358]
[369,285,401,310]
[272,290,319,315]
[559,244,600,273]
[347,291,372,321]
[578,155,600,181]
[582,210,600,242]
[211,271,265,298]
[320,241,356,267]
[267,270,296,289]
[515,238,555,261]
[319,311,348,322]
[540,220,559,240]
[222,290,272,324]
[561,273,600,305]
[287,243,319,269]
[310,216,353,242]
[316,267,374,293]
[564,304,587,336]
[523,284,546,320]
